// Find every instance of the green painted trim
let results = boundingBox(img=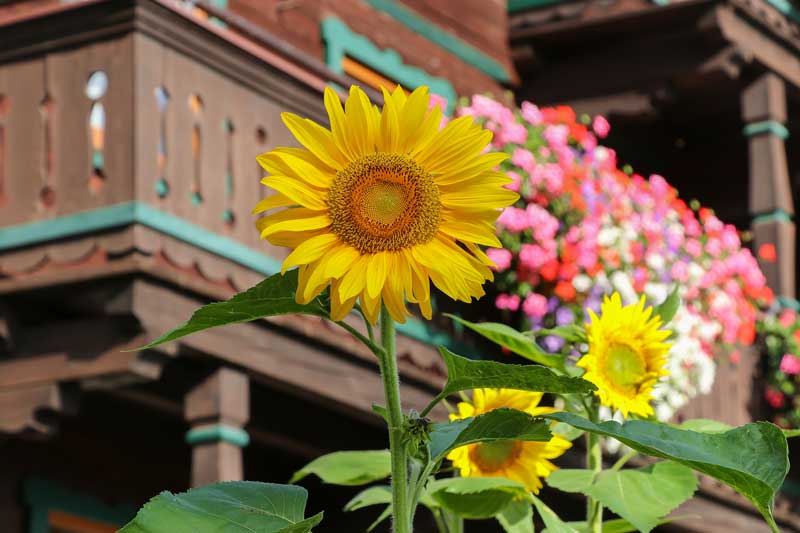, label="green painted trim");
[767,0,800,23]
[24,477,136,533]
[777,296,800,311]
[752,209,794,224]
[0,202,455,347]
[186,424,250,447]
[508,0,564,12]
[322,17,457,111]
[743,120,789,140]
[364,0,510,82]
